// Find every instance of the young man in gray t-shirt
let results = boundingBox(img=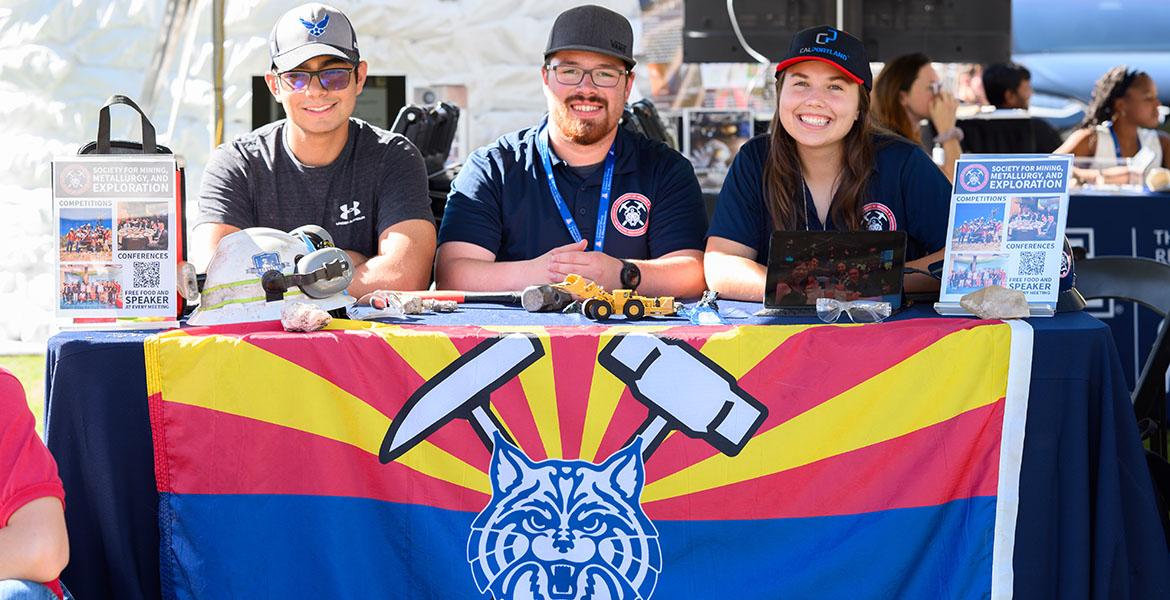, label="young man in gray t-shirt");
[193,3,435,295]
